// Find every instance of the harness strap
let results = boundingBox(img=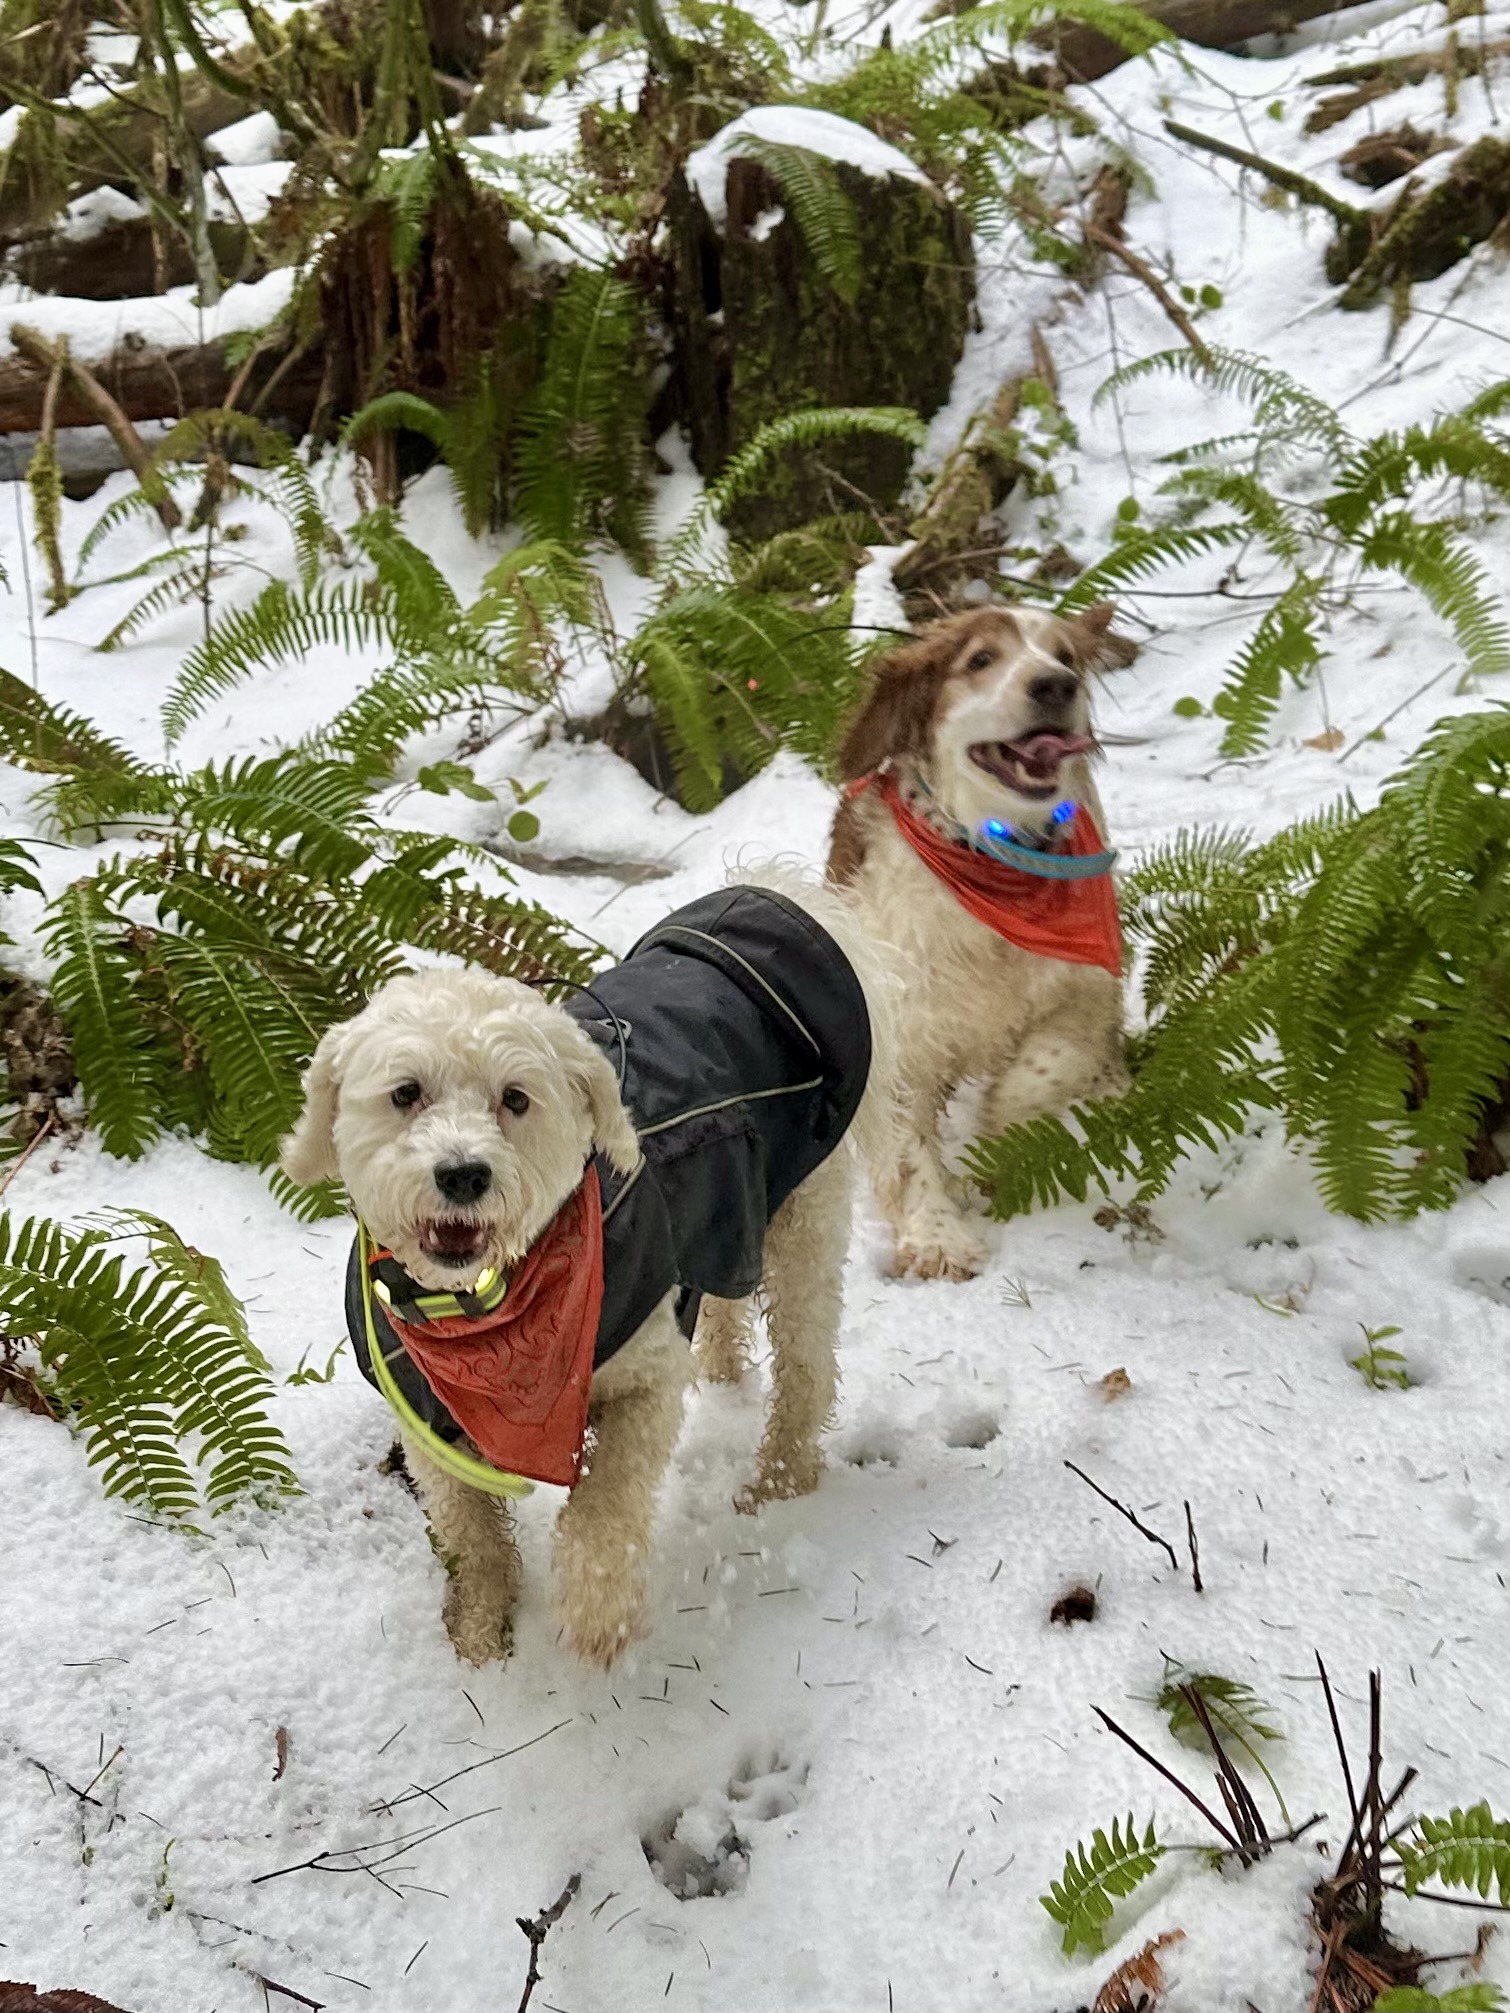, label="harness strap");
[357,1221,536,1500]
